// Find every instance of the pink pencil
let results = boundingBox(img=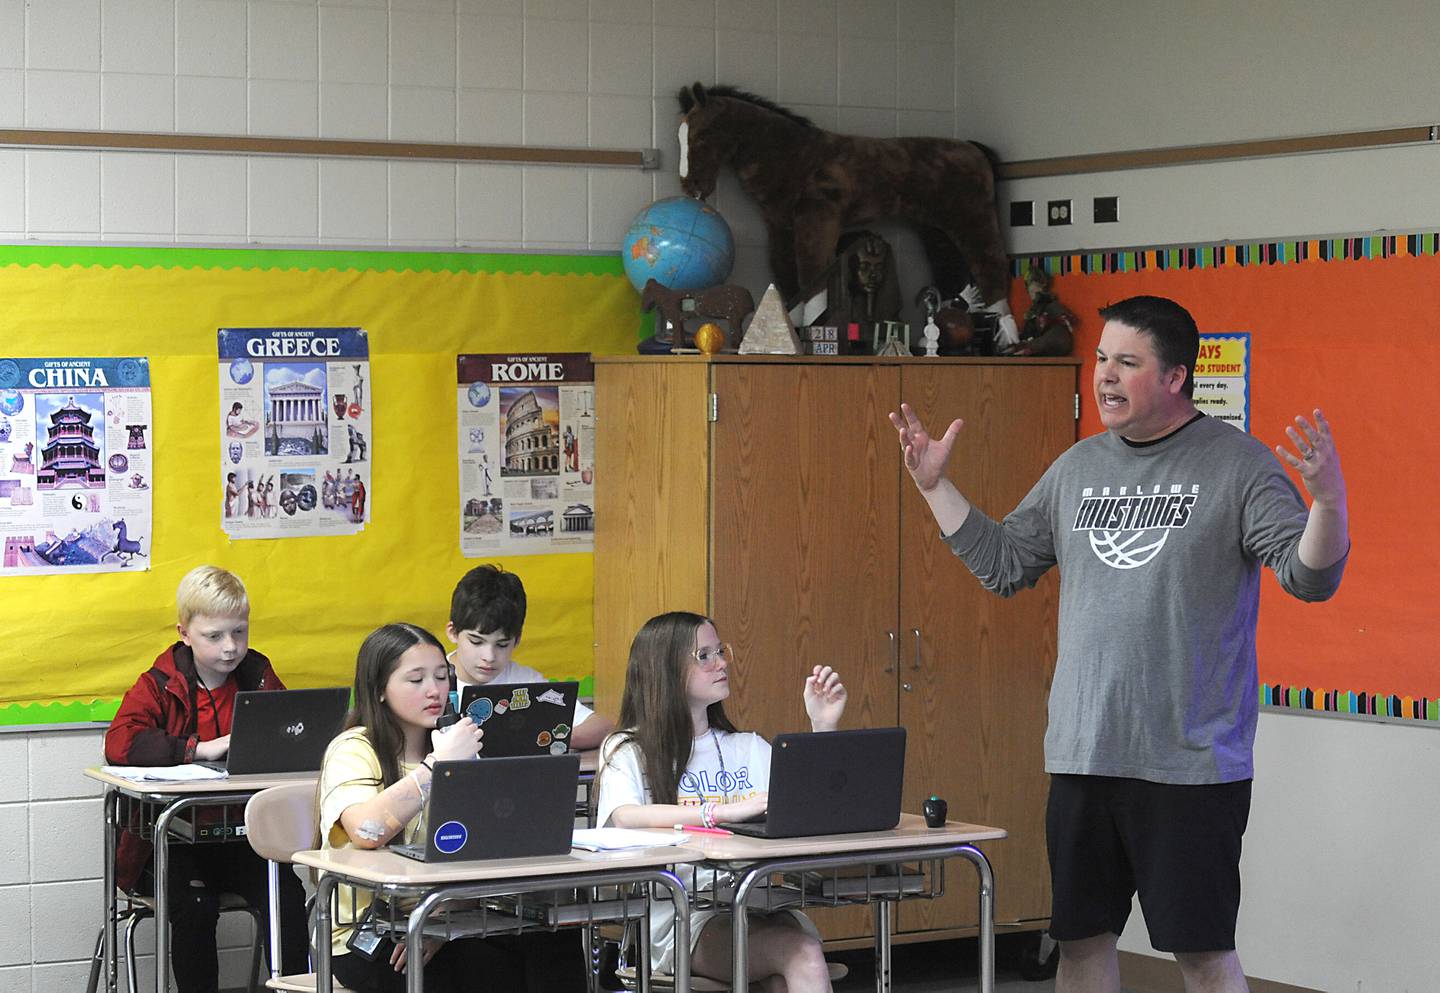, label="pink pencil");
[674,824,733,836]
